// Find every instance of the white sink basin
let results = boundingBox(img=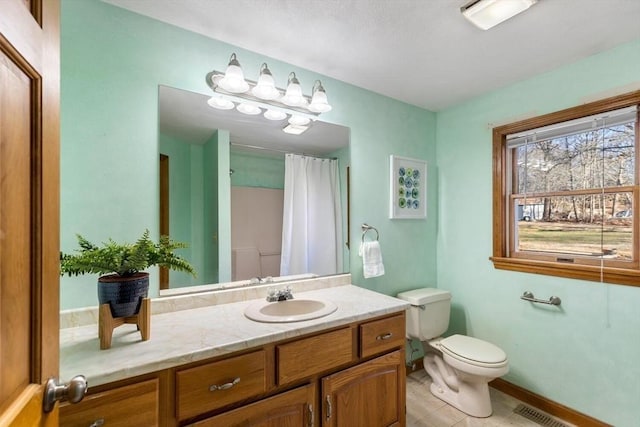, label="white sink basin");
[244,298,338,323]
